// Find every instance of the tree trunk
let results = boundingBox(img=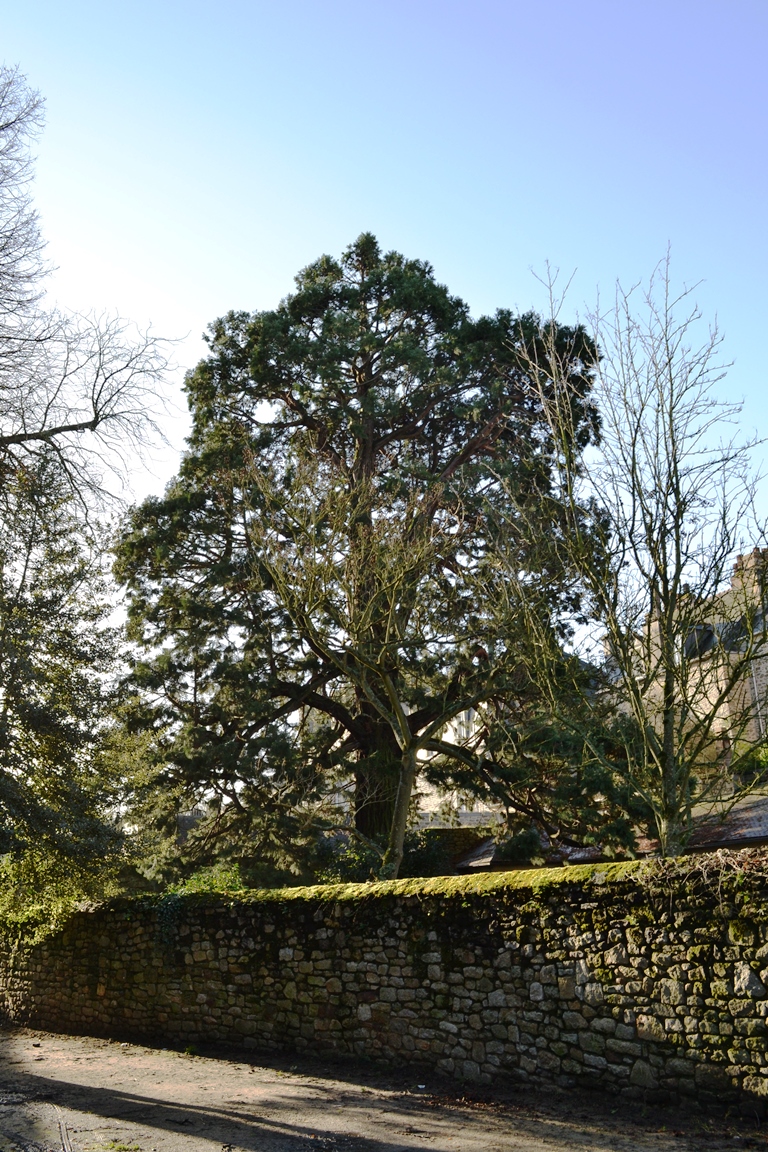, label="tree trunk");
[656,810,685,858]
[379,745,418,879]
[353,707,402,842]
[354,762,399,842]
[658,622,685,858]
